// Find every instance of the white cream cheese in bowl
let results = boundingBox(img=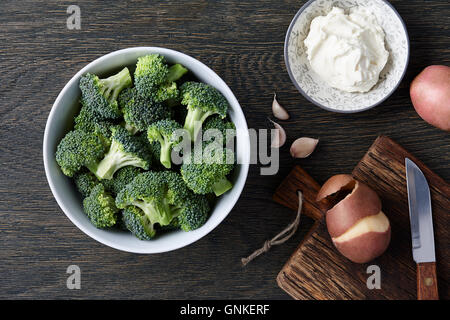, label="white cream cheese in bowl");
[304,6,389,93]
